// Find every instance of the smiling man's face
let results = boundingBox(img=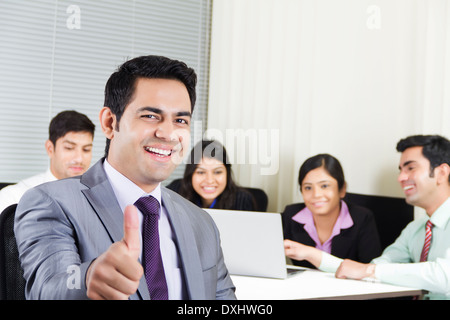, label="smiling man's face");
[397,146,439,211]
[102,77,191,193]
